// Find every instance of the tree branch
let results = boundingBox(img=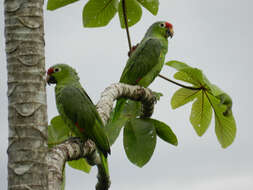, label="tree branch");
[48,83,156,190]
[47,139,96,190]
[96,83,156,124]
